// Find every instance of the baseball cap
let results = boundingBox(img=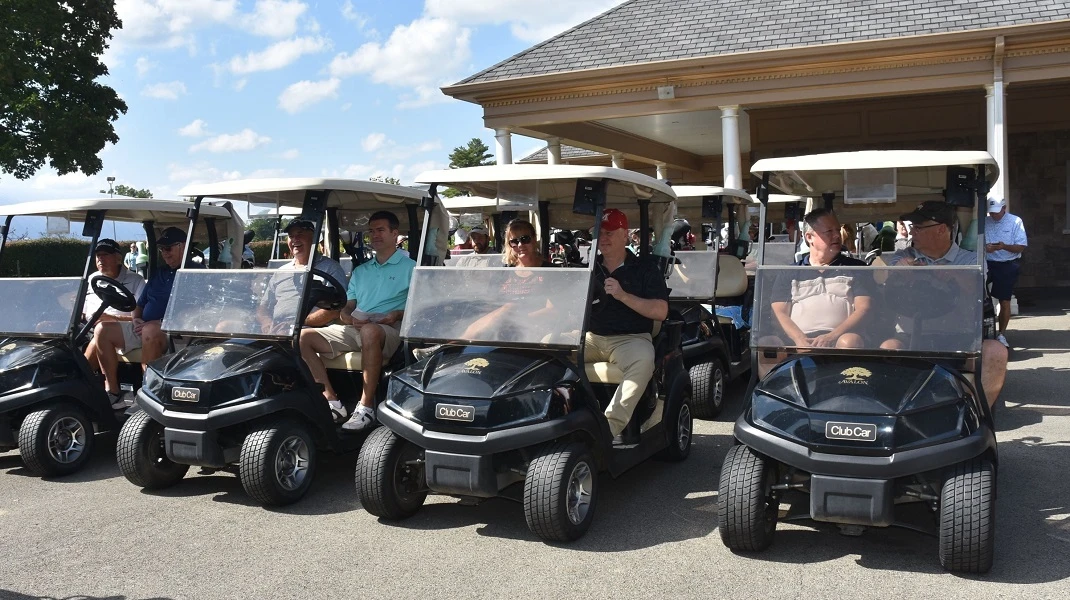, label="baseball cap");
[469,225,488,236]
[900,201,955,227]
[987,197,1006,213]
[156,227,187,247]
[601,208,628,232]
[93,238,124,255]
[284,218,316,234]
